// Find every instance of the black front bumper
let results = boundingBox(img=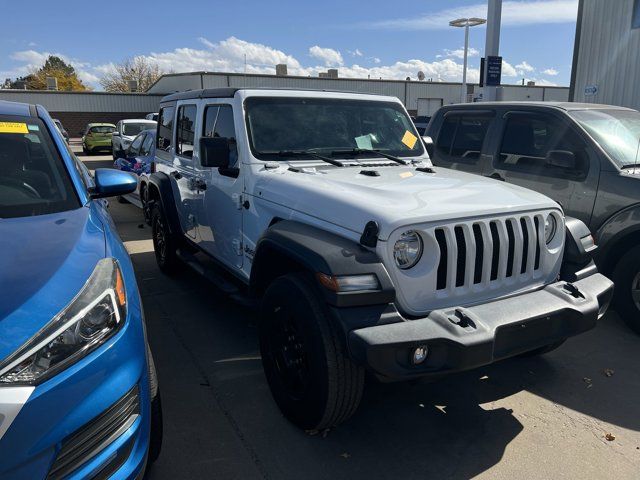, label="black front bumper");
[347,274,614,380]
